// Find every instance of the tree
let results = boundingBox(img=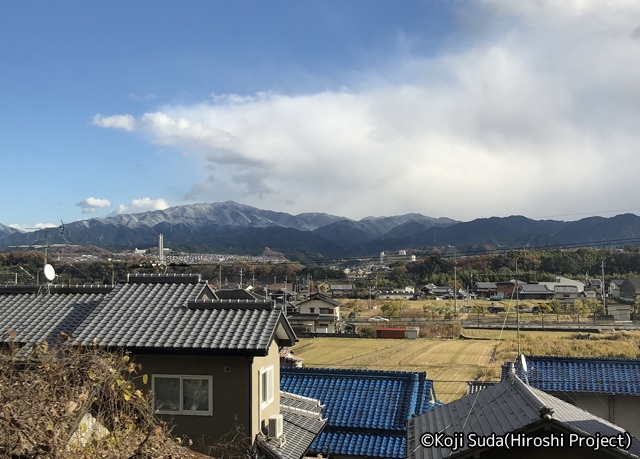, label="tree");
[568,299,589,323]
[471,303,486,326]
[381,300,403,318]
[533,302,552,328]
[424,303,446,322]
[585,298,605,322]
[345,300,364,319]
[548,299,562,323]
